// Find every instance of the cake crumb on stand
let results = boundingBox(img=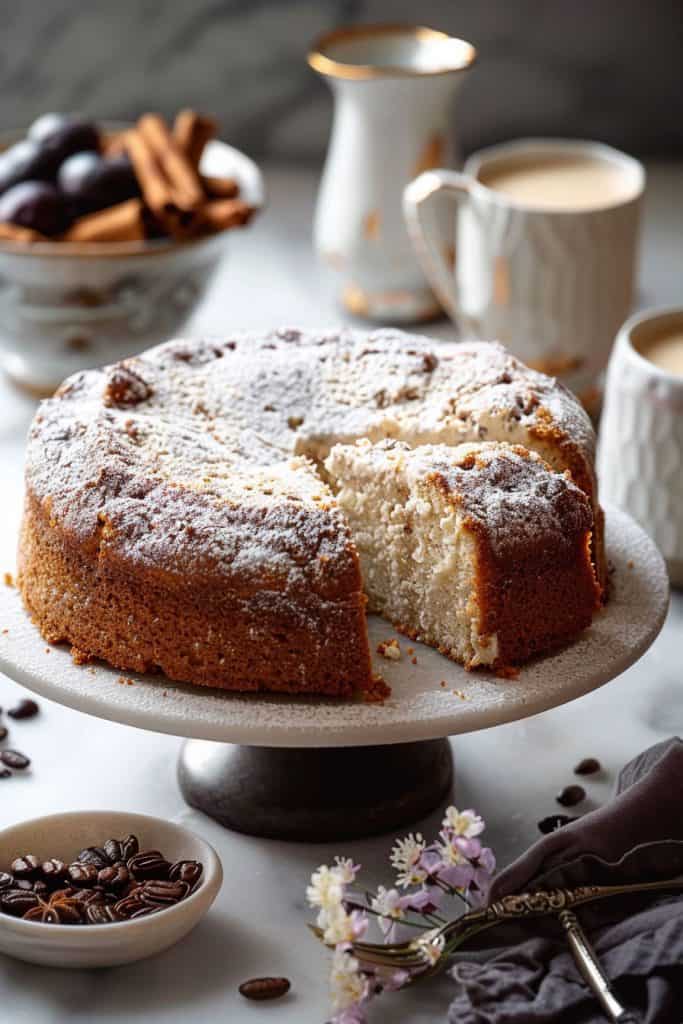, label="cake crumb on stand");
[376,638,402,661]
